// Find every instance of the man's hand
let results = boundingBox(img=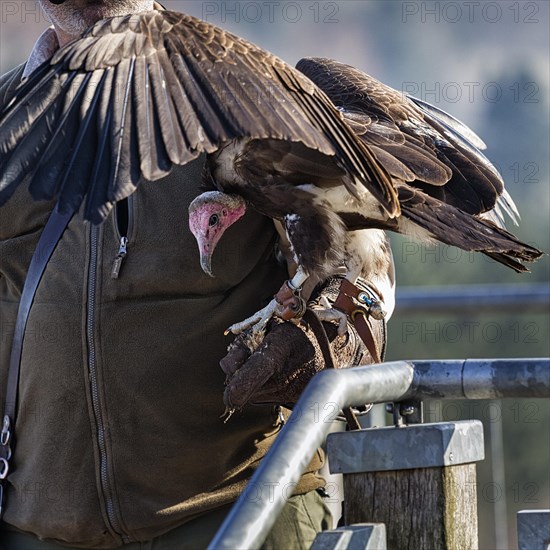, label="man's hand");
[220,278,386,411]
